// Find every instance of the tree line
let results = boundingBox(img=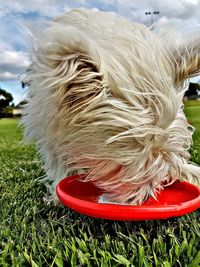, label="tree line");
[0,82,199,118]
[0,88,14,118]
